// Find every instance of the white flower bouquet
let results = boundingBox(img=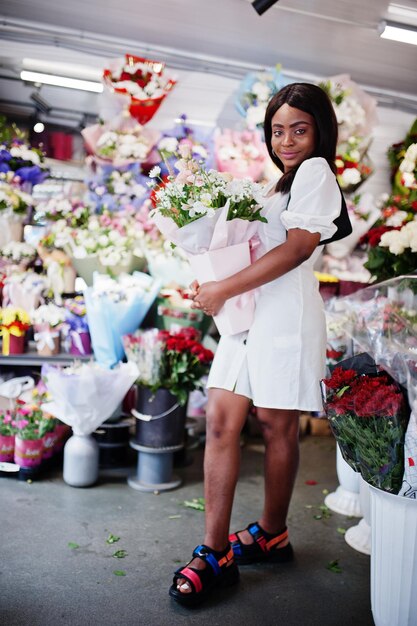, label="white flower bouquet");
[151,149,267,334]
[1,241,37,263]
[82,121,160,166]
[31,303,66,328]
[235,67,288,129]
